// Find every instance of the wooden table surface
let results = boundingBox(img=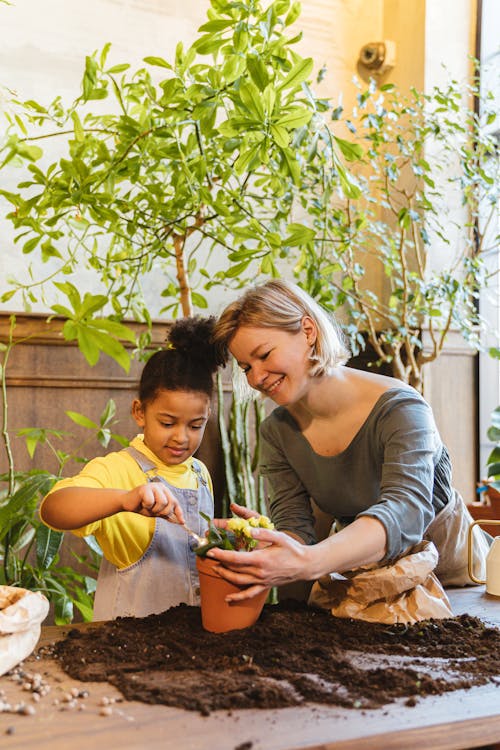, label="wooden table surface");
[1,587,499,750]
